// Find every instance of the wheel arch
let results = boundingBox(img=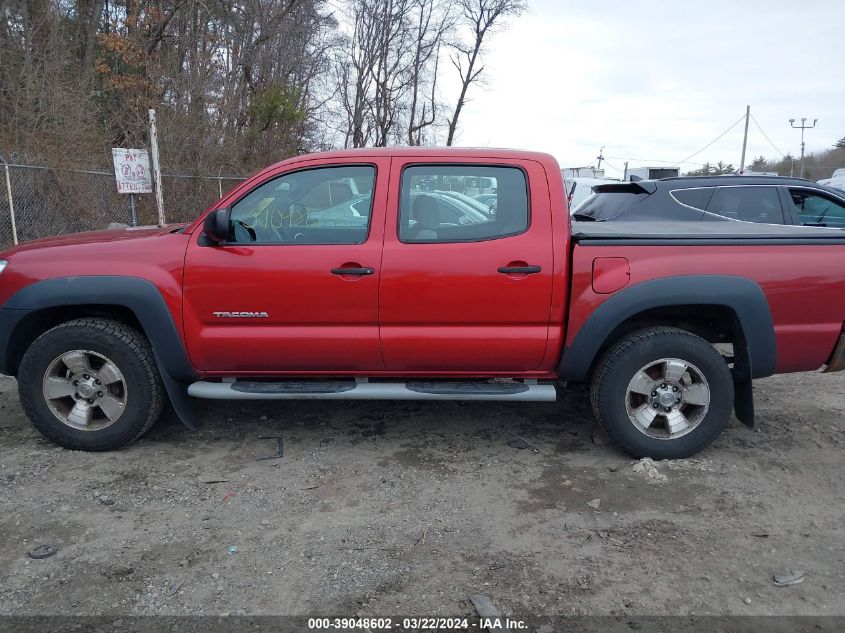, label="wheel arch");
[559,275,776,384]
[1,276,196,383]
